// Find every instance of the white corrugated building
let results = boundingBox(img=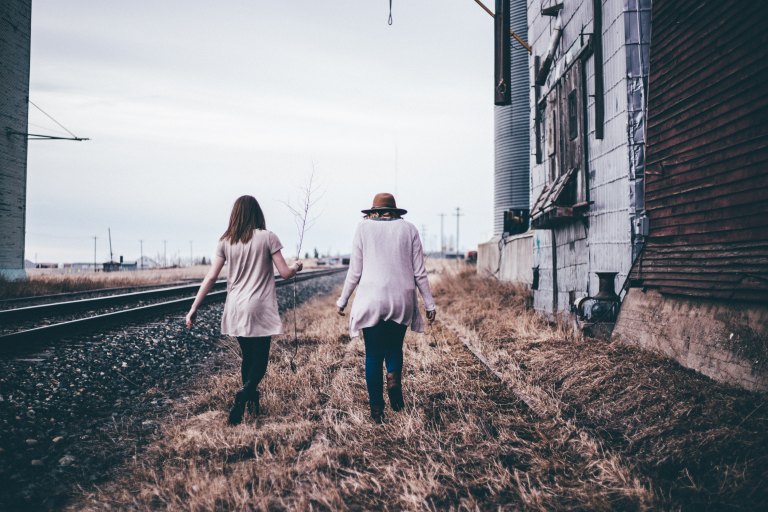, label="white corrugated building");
[527,0,650,315]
